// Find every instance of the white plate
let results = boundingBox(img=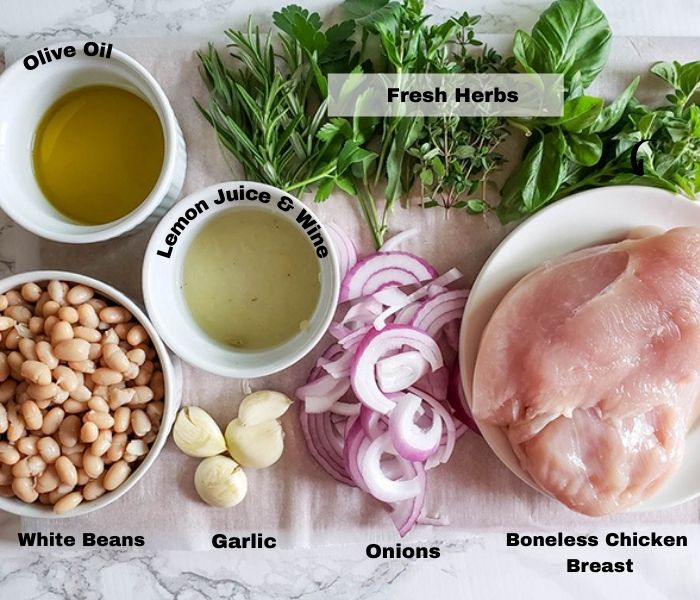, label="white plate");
[459,185,700,512]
